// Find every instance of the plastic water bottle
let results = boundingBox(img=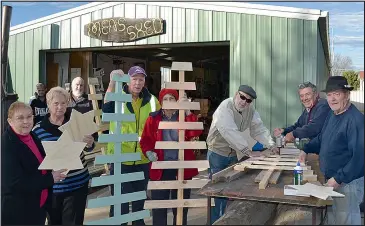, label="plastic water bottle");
[294,162,303,185]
